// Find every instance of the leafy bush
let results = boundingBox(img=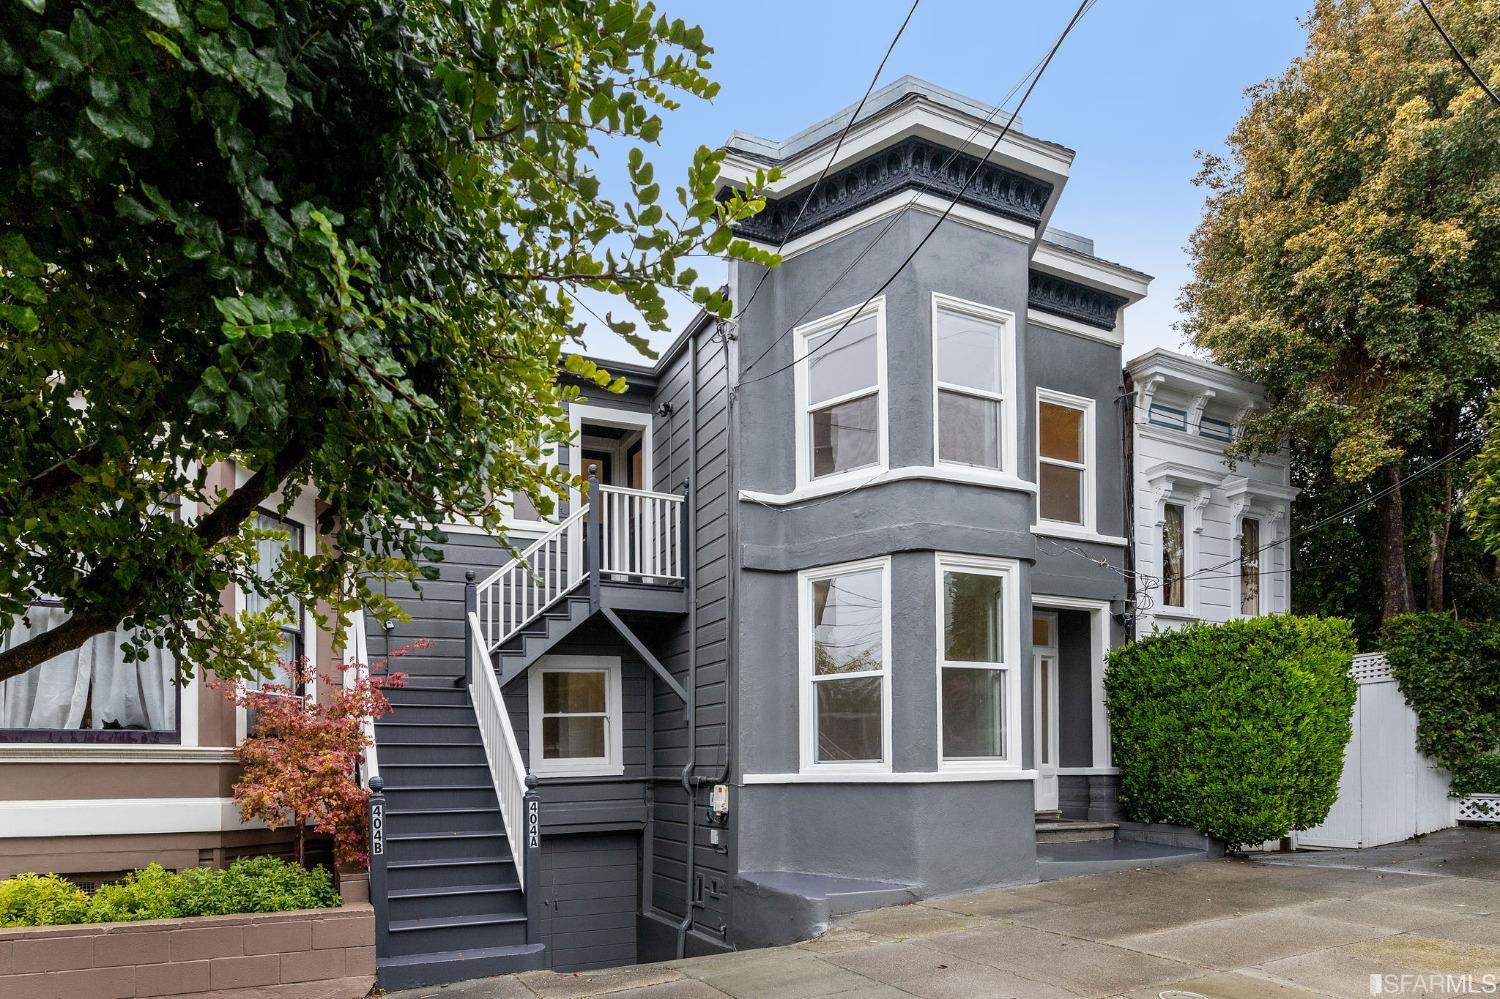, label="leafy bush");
[1451,753,1500,797]
[0,873,90,927]
[0,857,340,927]
[1105,615,1357,848]
[1381,614,1500,794]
